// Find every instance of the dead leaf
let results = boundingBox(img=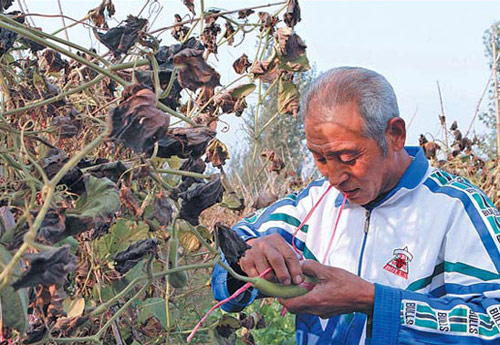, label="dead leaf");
[149,191,174,226]
[179,175,224,225]
[205,139,230,167]
[107,84,170,155]
[215,223,250,265]
[172,14,189,41]
[95,15,147,57]
[113,238,158,274]
[224,21,236,46]
[12,246,76,289]
[40,148,85,195]
[120,185,141,217]
[183,0,195,15]
[249,59,278,83]
[51,316,89,337]
[173,47,221,92]
[276,27,306,61]
[201,22,221,54]
[238,9,254,19]
[283,0,301,28]
[261,150,285,172]
[88,0,115,29]
[278,73,299,116]
[156,127,216,159]
[258,12,279,32]
[233,53,252,74]
[41,49,67,73]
